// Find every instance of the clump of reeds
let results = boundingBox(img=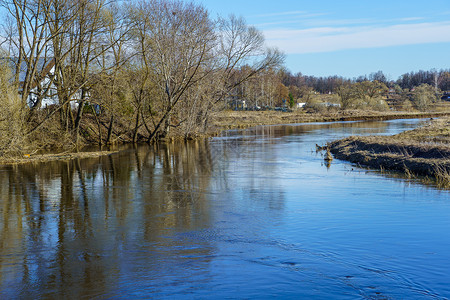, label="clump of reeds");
[324,148,333,161]
[403,164,414,179]
[434,164,450,188]
[0,61,28,157]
